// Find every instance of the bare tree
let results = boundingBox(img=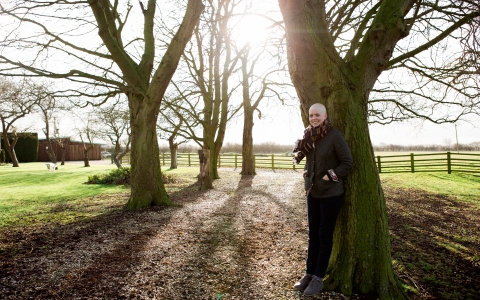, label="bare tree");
[36,85,59,164]
[75,114,100,168]
[53,134,70,166]
[278,0,479,298]
[96,101,131,168]
[157,94,195,169]
[162,0,248,180]
[238,43,291,175]
[0,0,204,208]
[0,78,40,167]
